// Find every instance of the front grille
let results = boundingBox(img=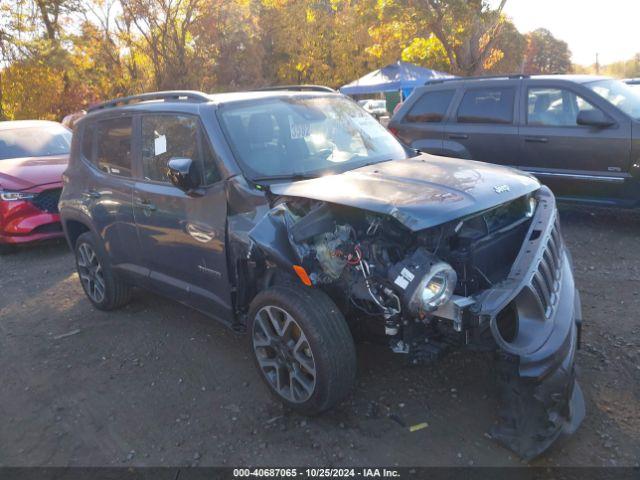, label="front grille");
[31,188,61,213]
[529,214,563,318]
